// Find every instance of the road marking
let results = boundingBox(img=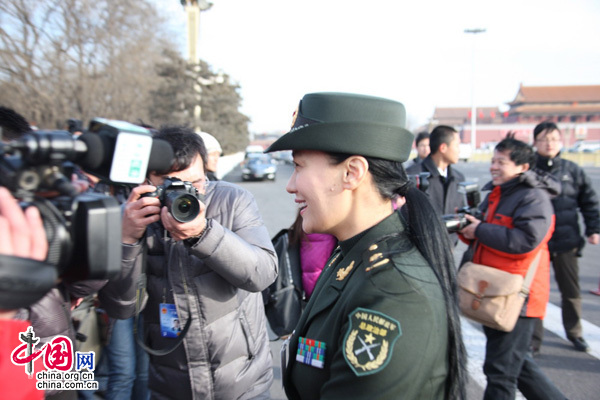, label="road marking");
[460,317,489,391]
[542,302,600,359]
[462,303,599,397]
